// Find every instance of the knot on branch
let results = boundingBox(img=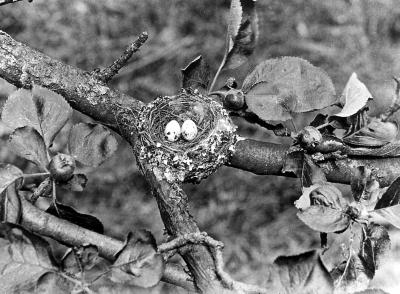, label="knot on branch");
[138,89,237,183]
